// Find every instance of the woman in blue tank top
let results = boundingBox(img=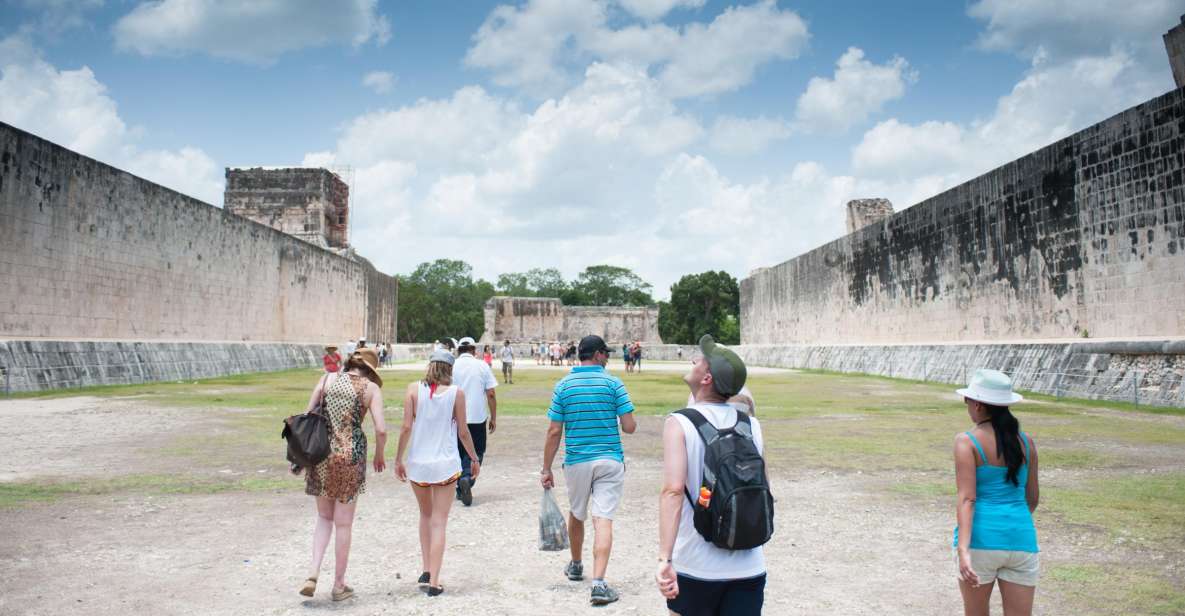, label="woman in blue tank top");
[953,369,1040,616]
